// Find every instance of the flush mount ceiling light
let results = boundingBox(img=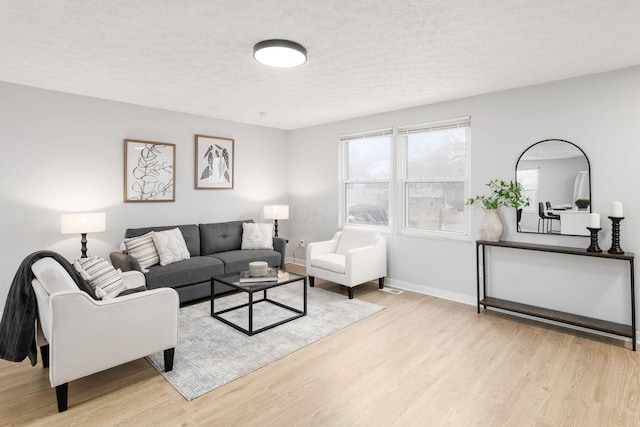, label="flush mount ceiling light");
[253,39,307,68]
